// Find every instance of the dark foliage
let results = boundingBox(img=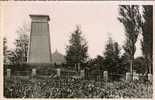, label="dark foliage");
[65,26,88,69]
[103,37,122,80]
[4,76,152,98]
[141,5,153,74]
[7,24,30,65]
[118,5,141,74]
